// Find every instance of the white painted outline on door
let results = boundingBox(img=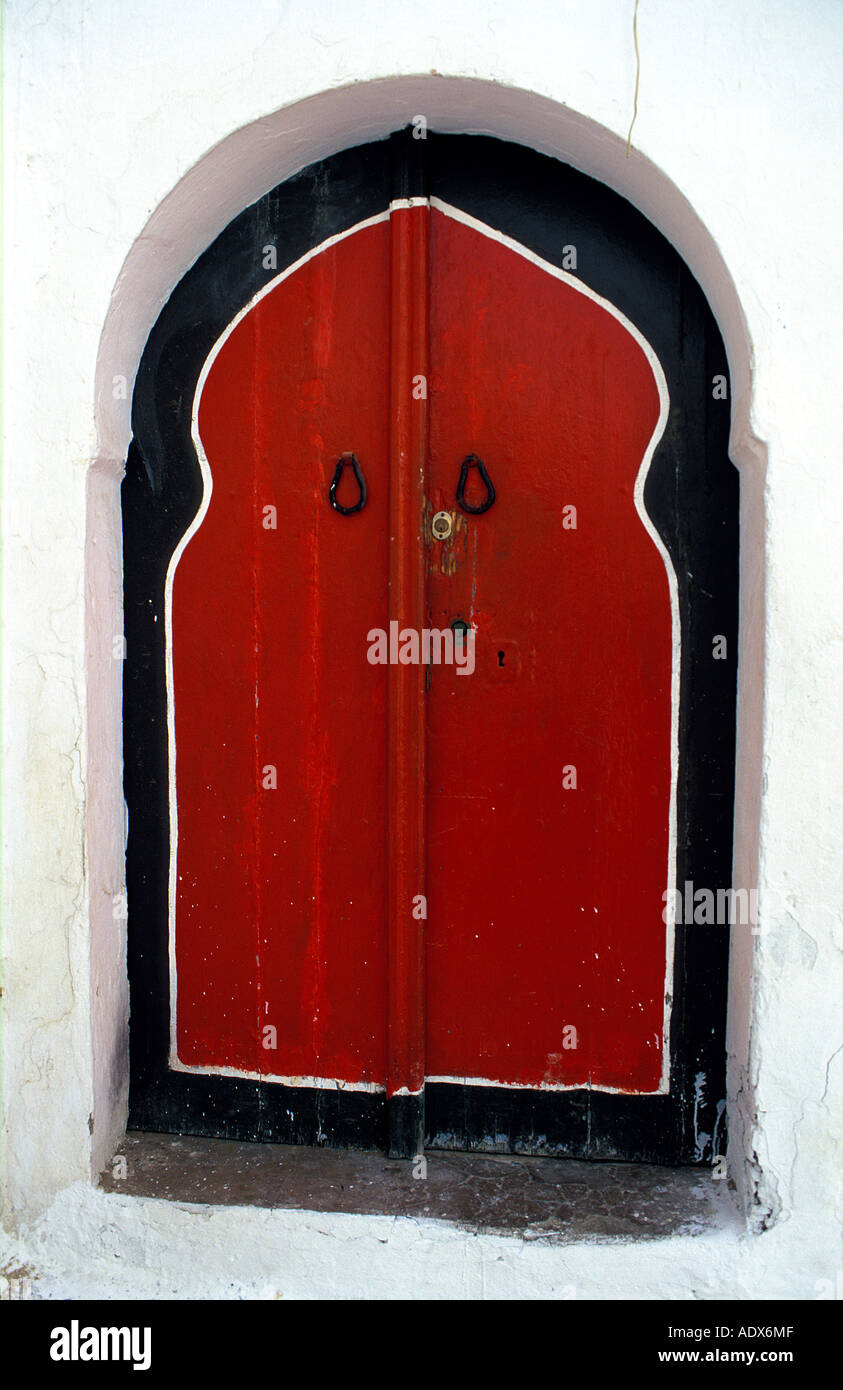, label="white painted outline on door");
[166,198,676,1098]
